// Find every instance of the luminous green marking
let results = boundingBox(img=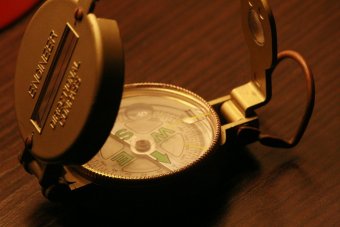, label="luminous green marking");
[115,128,134,140]
[151,150,171,164]
[151,127,175,143]
[111,151,134,167]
